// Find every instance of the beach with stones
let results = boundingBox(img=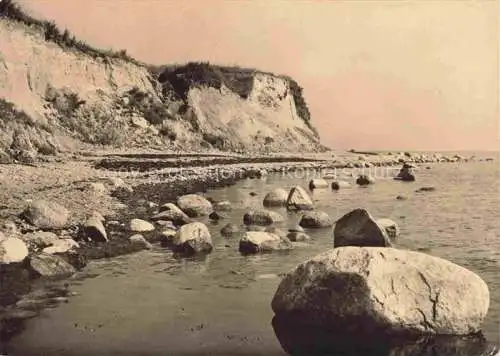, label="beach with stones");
[0,150,498,355]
